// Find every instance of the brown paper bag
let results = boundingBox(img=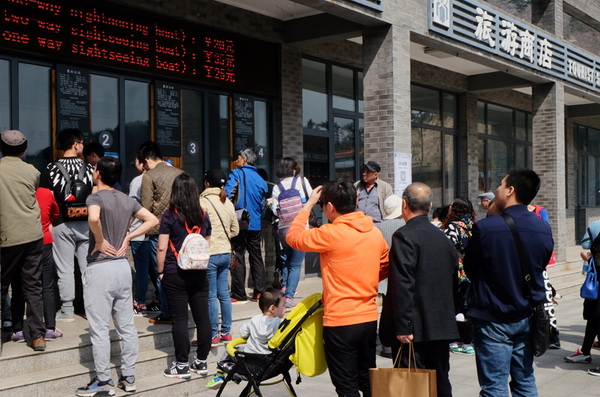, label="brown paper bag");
[370,343,437,397]
[370,367,437,397]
